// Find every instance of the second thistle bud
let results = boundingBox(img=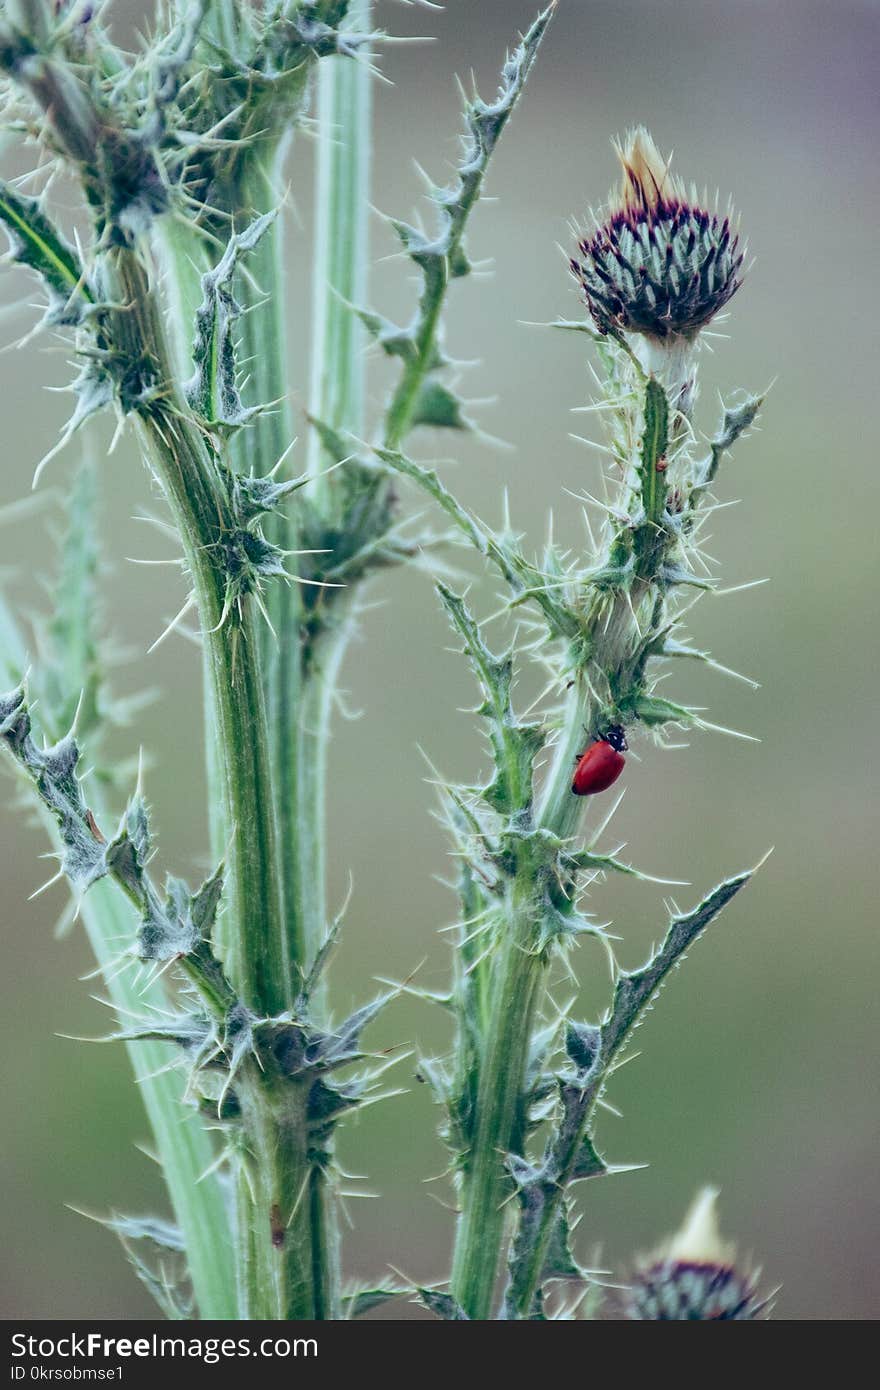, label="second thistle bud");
[624,1188,771,1321]
[571,129,744,343]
